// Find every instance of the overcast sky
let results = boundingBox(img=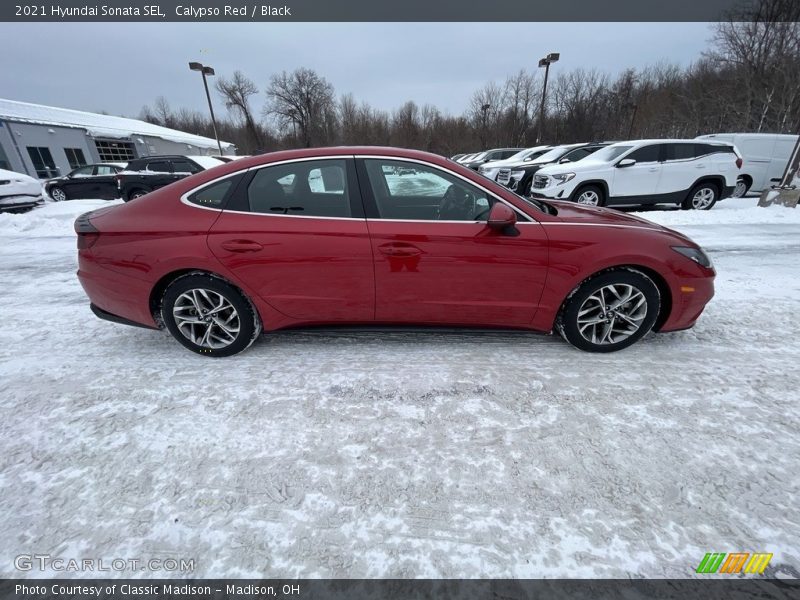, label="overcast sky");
[0,22,714,120]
